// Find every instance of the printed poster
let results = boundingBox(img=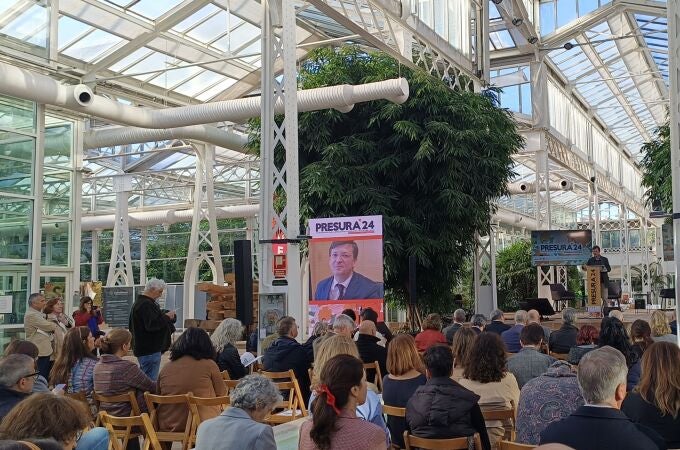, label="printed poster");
[309,215,384,329]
